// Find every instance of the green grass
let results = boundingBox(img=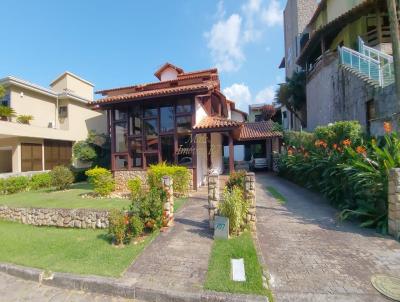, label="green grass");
[266,186,287,204]
[0,182,131,210]
[0,219,158,277]
[205,231,270,296]
[174,197,188,212]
